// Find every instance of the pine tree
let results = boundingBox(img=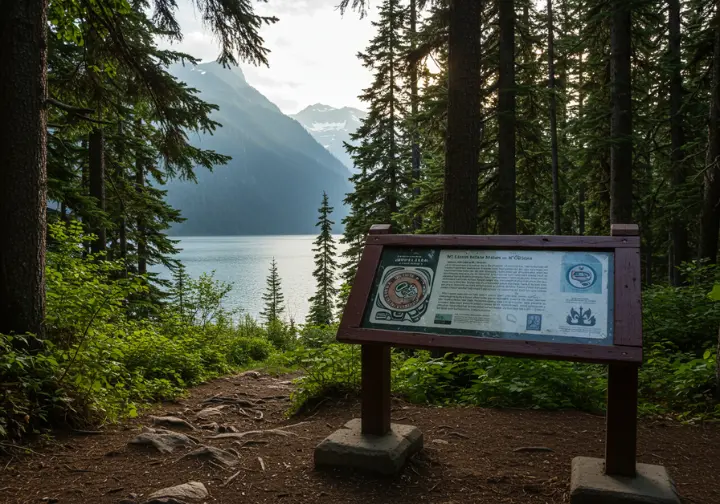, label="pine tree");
[260,257,285,324]
[307,192,338,326]
[340,0,409,285]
